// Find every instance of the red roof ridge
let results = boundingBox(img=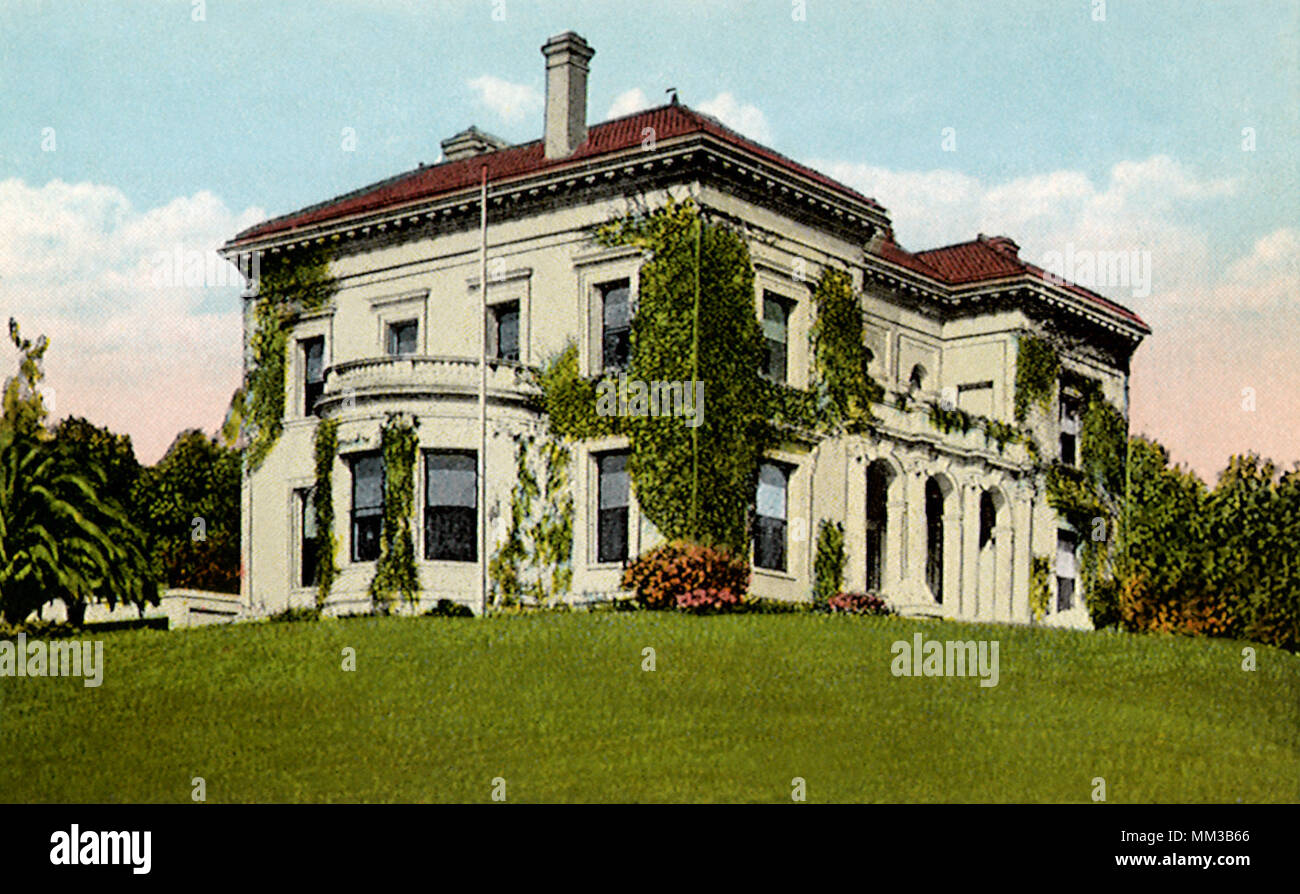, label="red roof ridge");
[230,102,882,245]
